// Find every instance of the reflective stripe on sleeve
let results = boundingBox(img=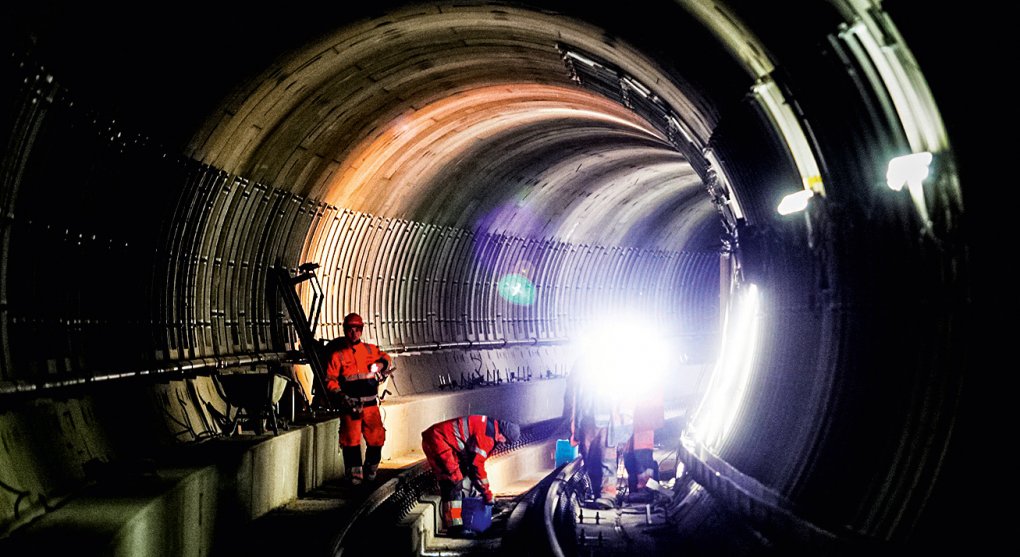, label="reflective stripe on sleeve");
[453,417,470,451]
